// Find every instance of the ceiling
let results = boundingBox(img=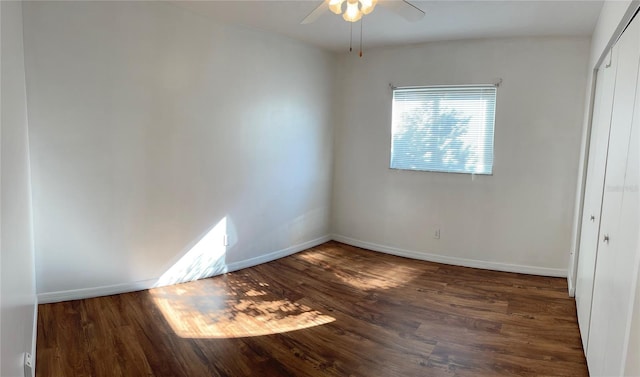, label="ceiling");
[170,0,604,52]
